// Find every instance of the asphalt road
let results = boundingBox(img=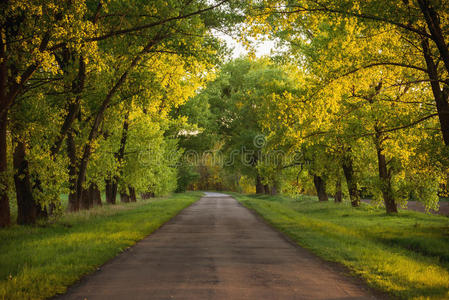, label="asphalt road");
[56,192,377,300]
